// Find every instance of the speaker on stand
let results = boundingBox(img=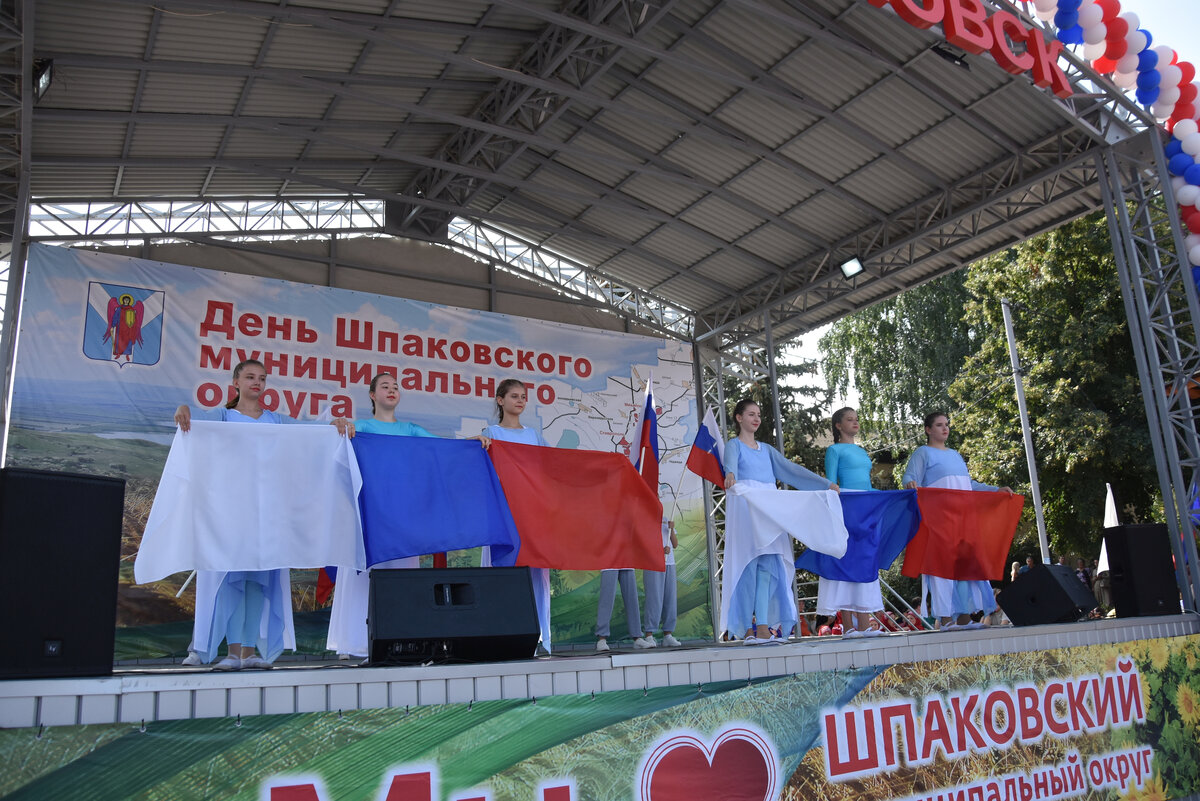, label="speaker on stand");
[1103,523,1181,618]
[998,563,1098,626]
